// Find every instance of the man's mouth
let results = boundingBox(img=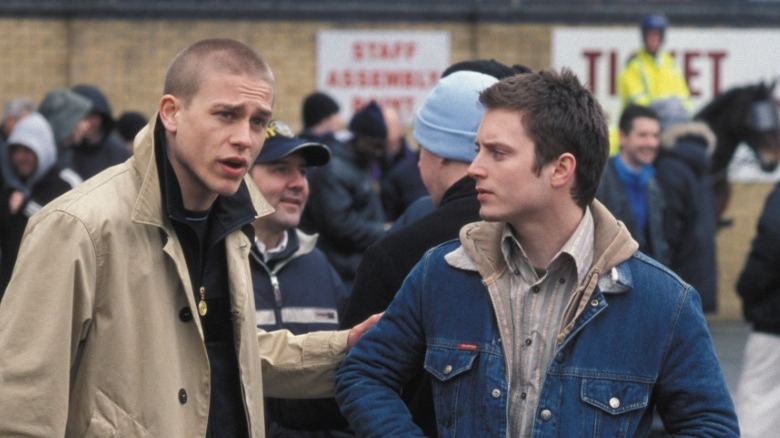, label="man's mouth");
[223,159,245,169]
[279,197,303,206]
